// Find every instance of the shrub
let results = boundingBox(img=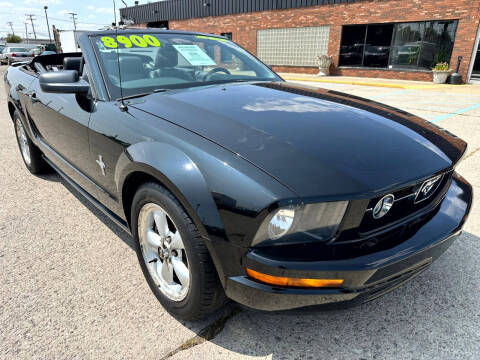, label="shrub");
[433,62,449,71]
[5,34,22,43]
